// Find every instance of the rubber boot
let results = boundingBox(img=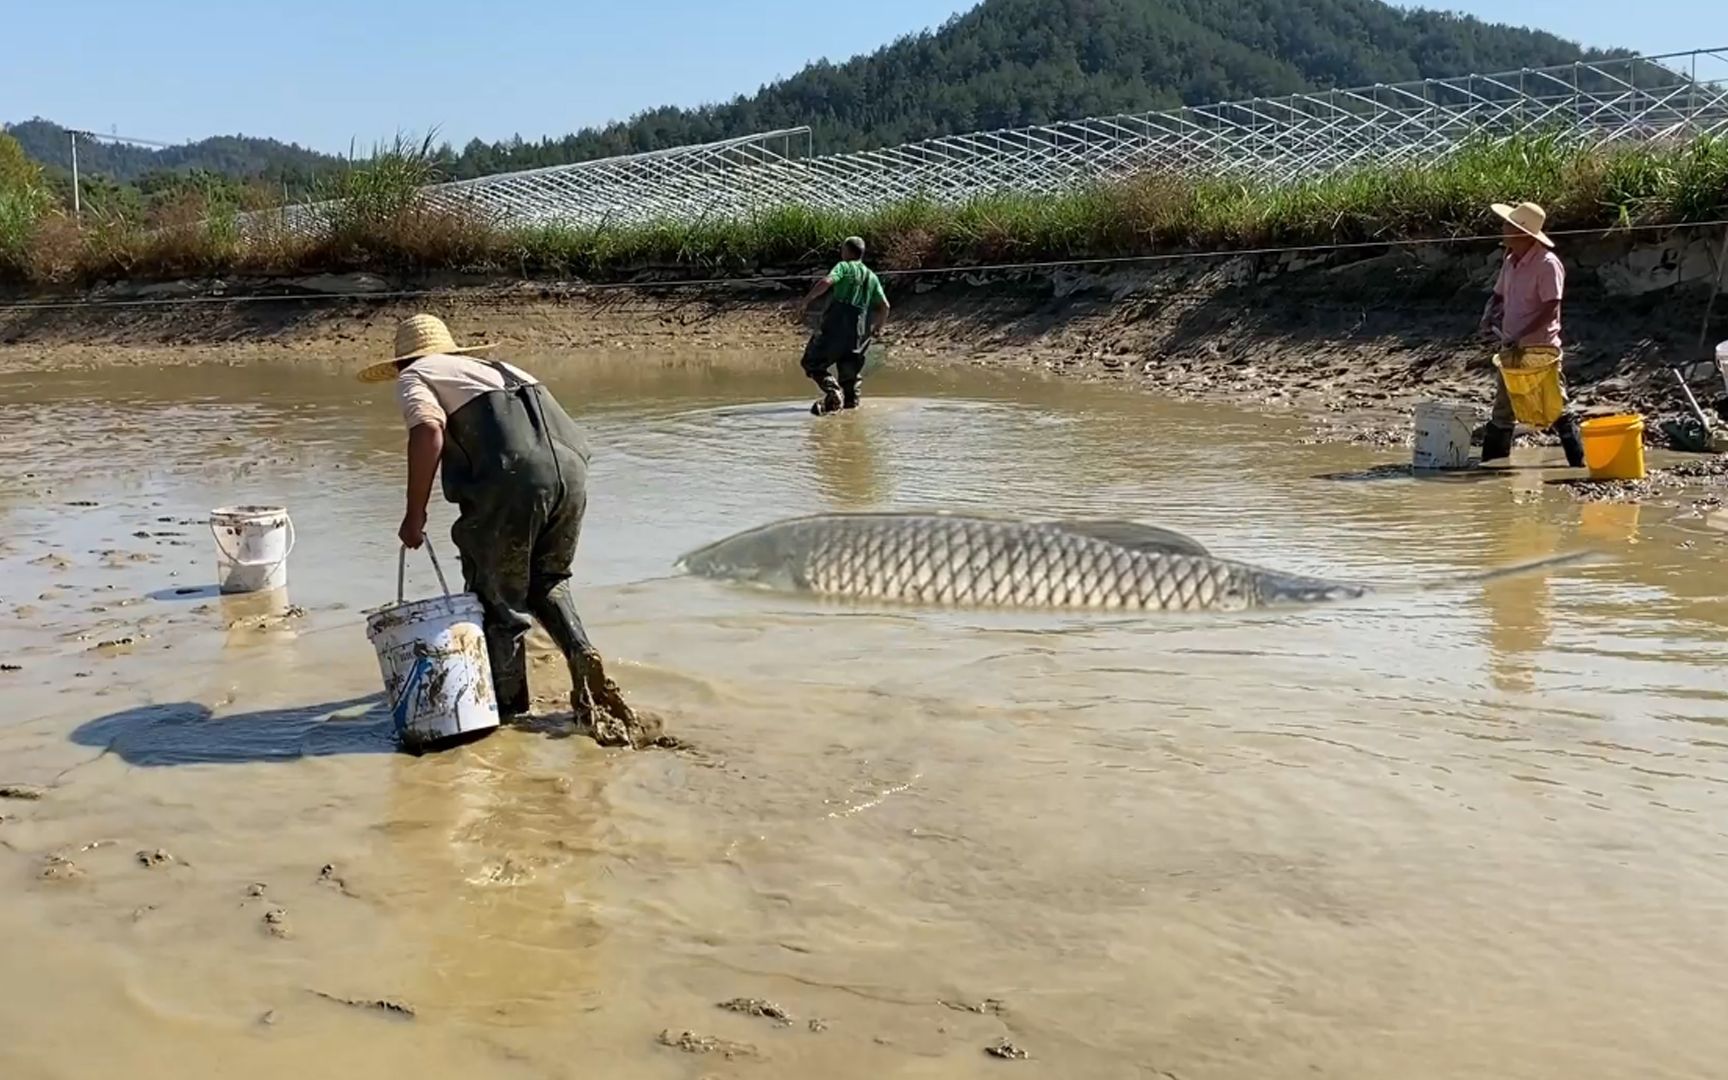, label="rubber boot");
[1481,422,1515,463]
[811,387,842,416]
[531,582,659,748]
[1553,415,1586,469]
[841,382,860,410]
[528,580,596,670]
[485,629,531,718]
